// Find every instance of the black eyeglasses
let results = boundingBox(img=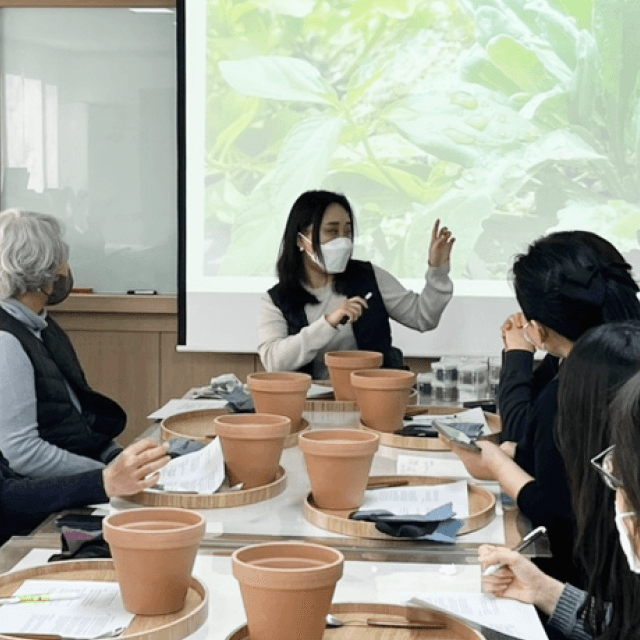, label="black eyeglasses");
[590,445,623,490]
